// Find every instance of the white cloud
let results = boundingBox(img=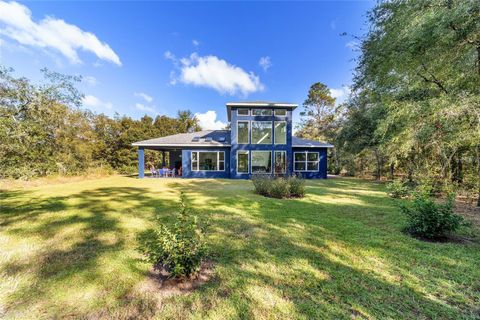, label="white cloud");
[135,103,157,114]
[0,1,121,65]
[258,56,272,72]
[82,95,113,110]
[330,86,351,104]
[164,50,176,61]
[83,76,97,86]
[192,39,200,47]
[330,20,337,30]
[134,92,153,103]
[195,110,227,130]
[346,40,359,50]
[167,52,263,96]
